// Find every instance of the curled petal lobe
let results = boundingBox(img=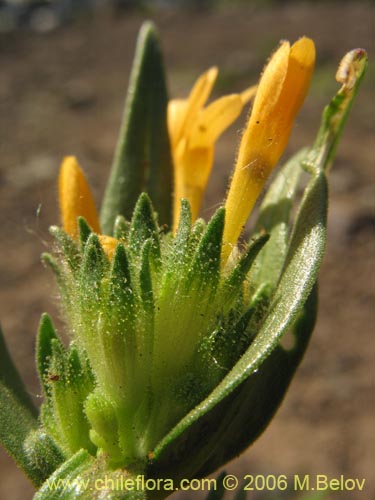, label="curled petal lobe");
[168,99,188,150]
[59,156,101,240]
[181,66,218,140]
[189,94,243,149]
